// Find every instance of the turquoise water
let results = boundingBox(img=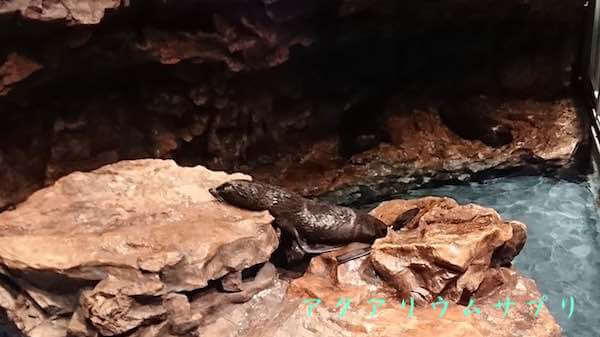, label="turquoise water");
[392,175,600,337]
